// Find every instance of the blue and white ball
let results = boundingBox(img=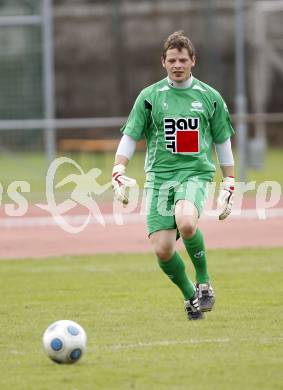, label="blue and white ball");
[43,320,87,364]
